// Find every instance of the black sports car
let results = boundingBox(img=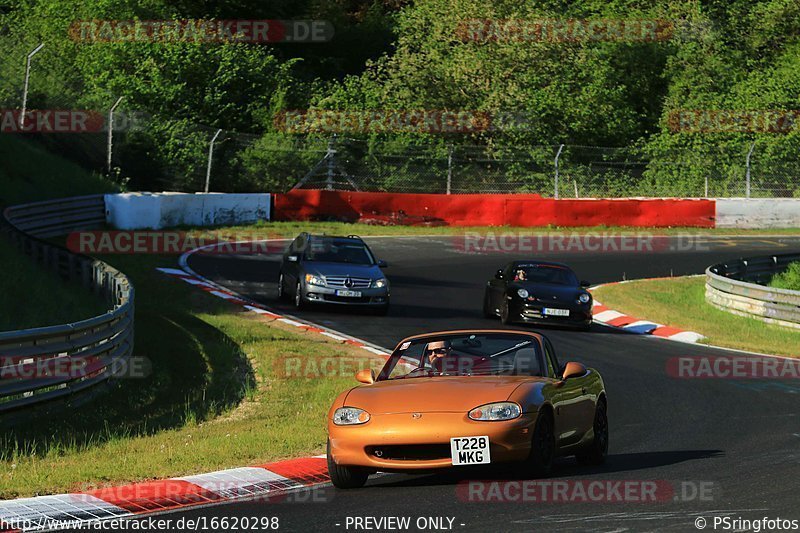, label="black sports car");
[483,260,593,329]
